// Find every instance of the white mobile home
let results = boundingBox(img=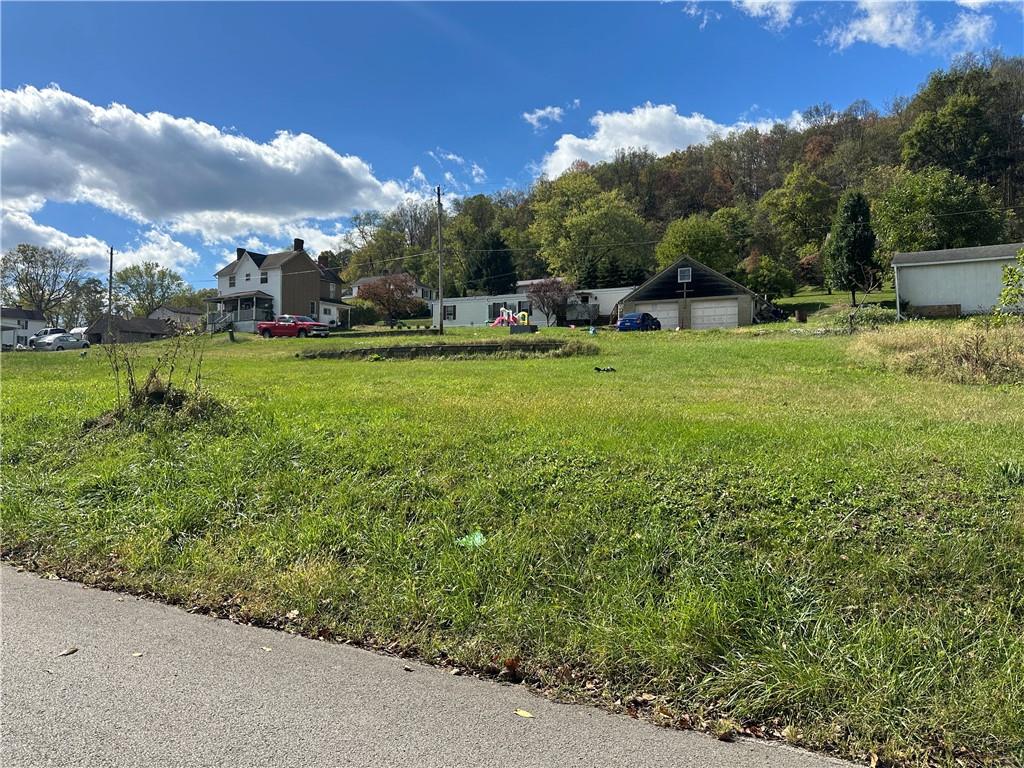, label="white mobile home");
[433,286,636,327]
[893,242,1023,317]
